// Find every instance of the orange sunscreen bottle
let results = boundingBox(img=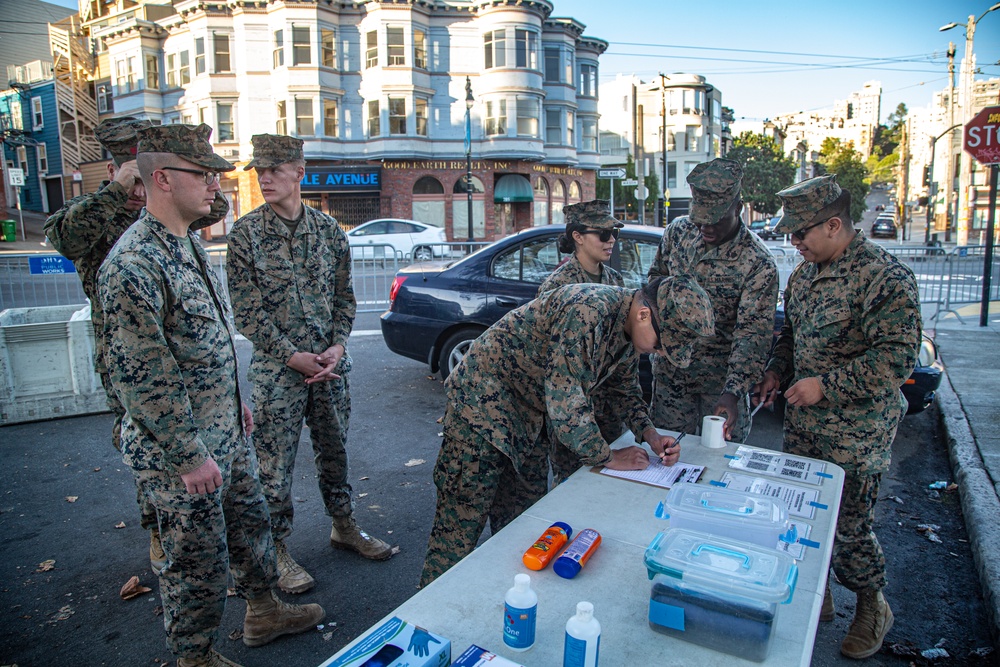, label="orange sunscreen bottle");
[522,522,573,570]
[553,528,602,579]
